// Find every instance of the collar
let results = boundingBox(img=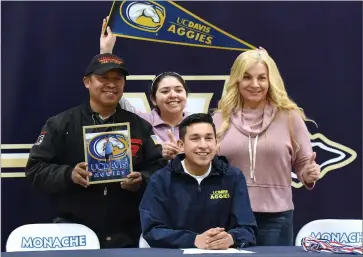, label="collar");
[99,109,116,120]
[81,101,125,125]
[82,101,122,116]
[150,109,190,127]
[168,153,229,176]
